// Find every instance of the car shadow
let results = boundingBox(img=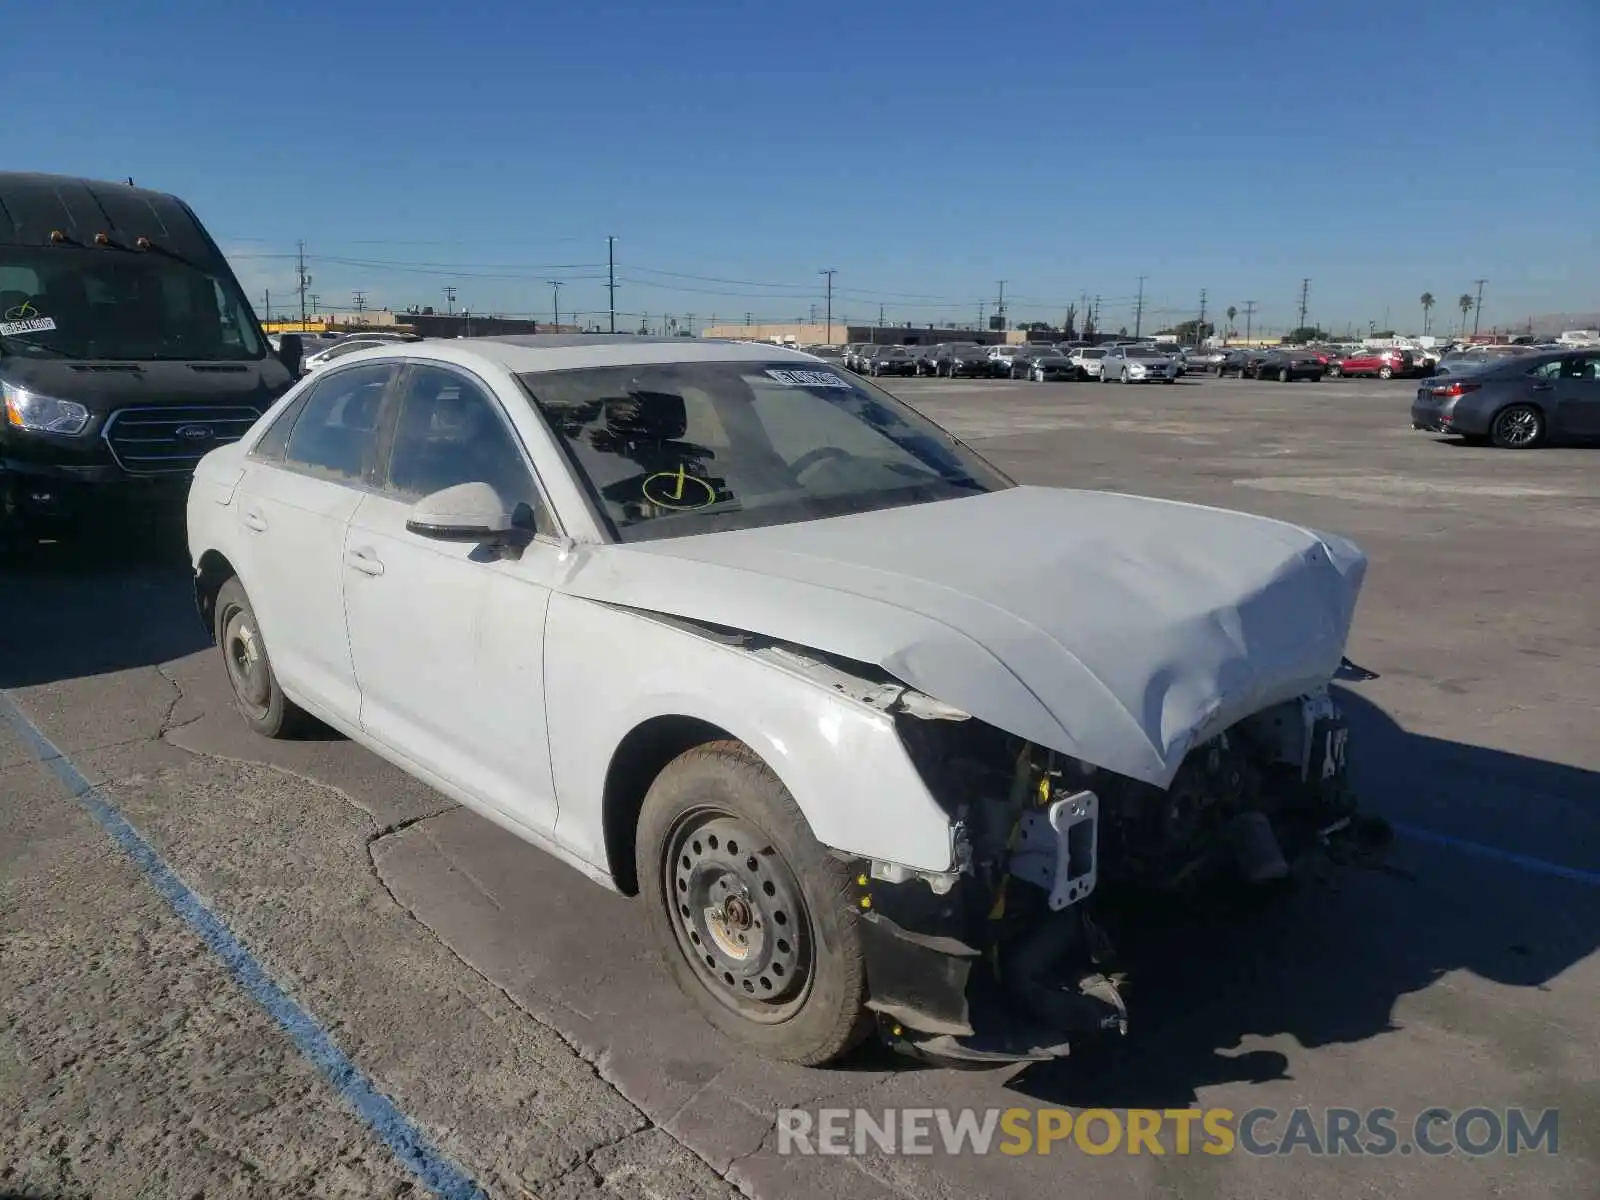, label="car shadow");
[1006,686,1599,1108]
